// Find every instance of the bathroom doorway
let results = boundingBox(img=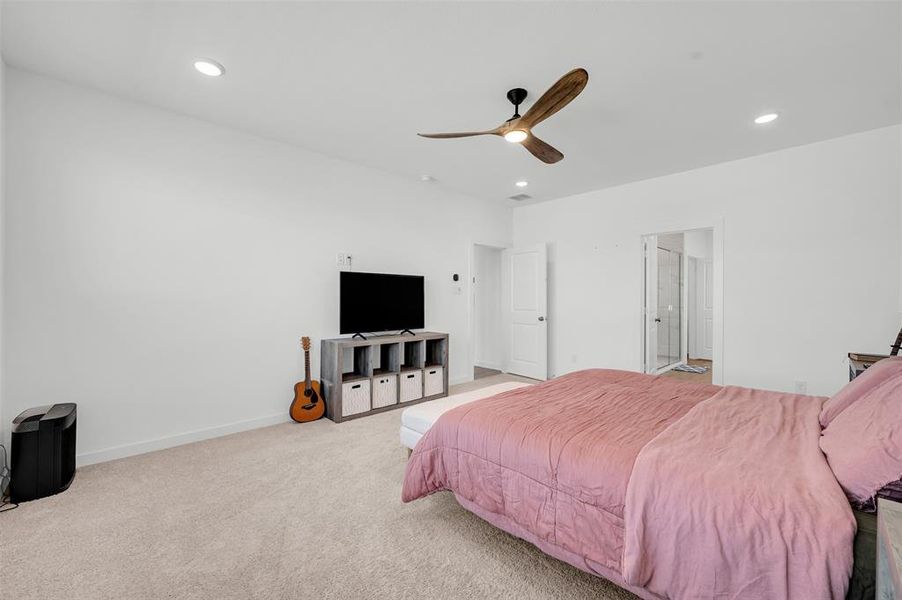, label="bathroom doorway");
[642,228,715,384]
